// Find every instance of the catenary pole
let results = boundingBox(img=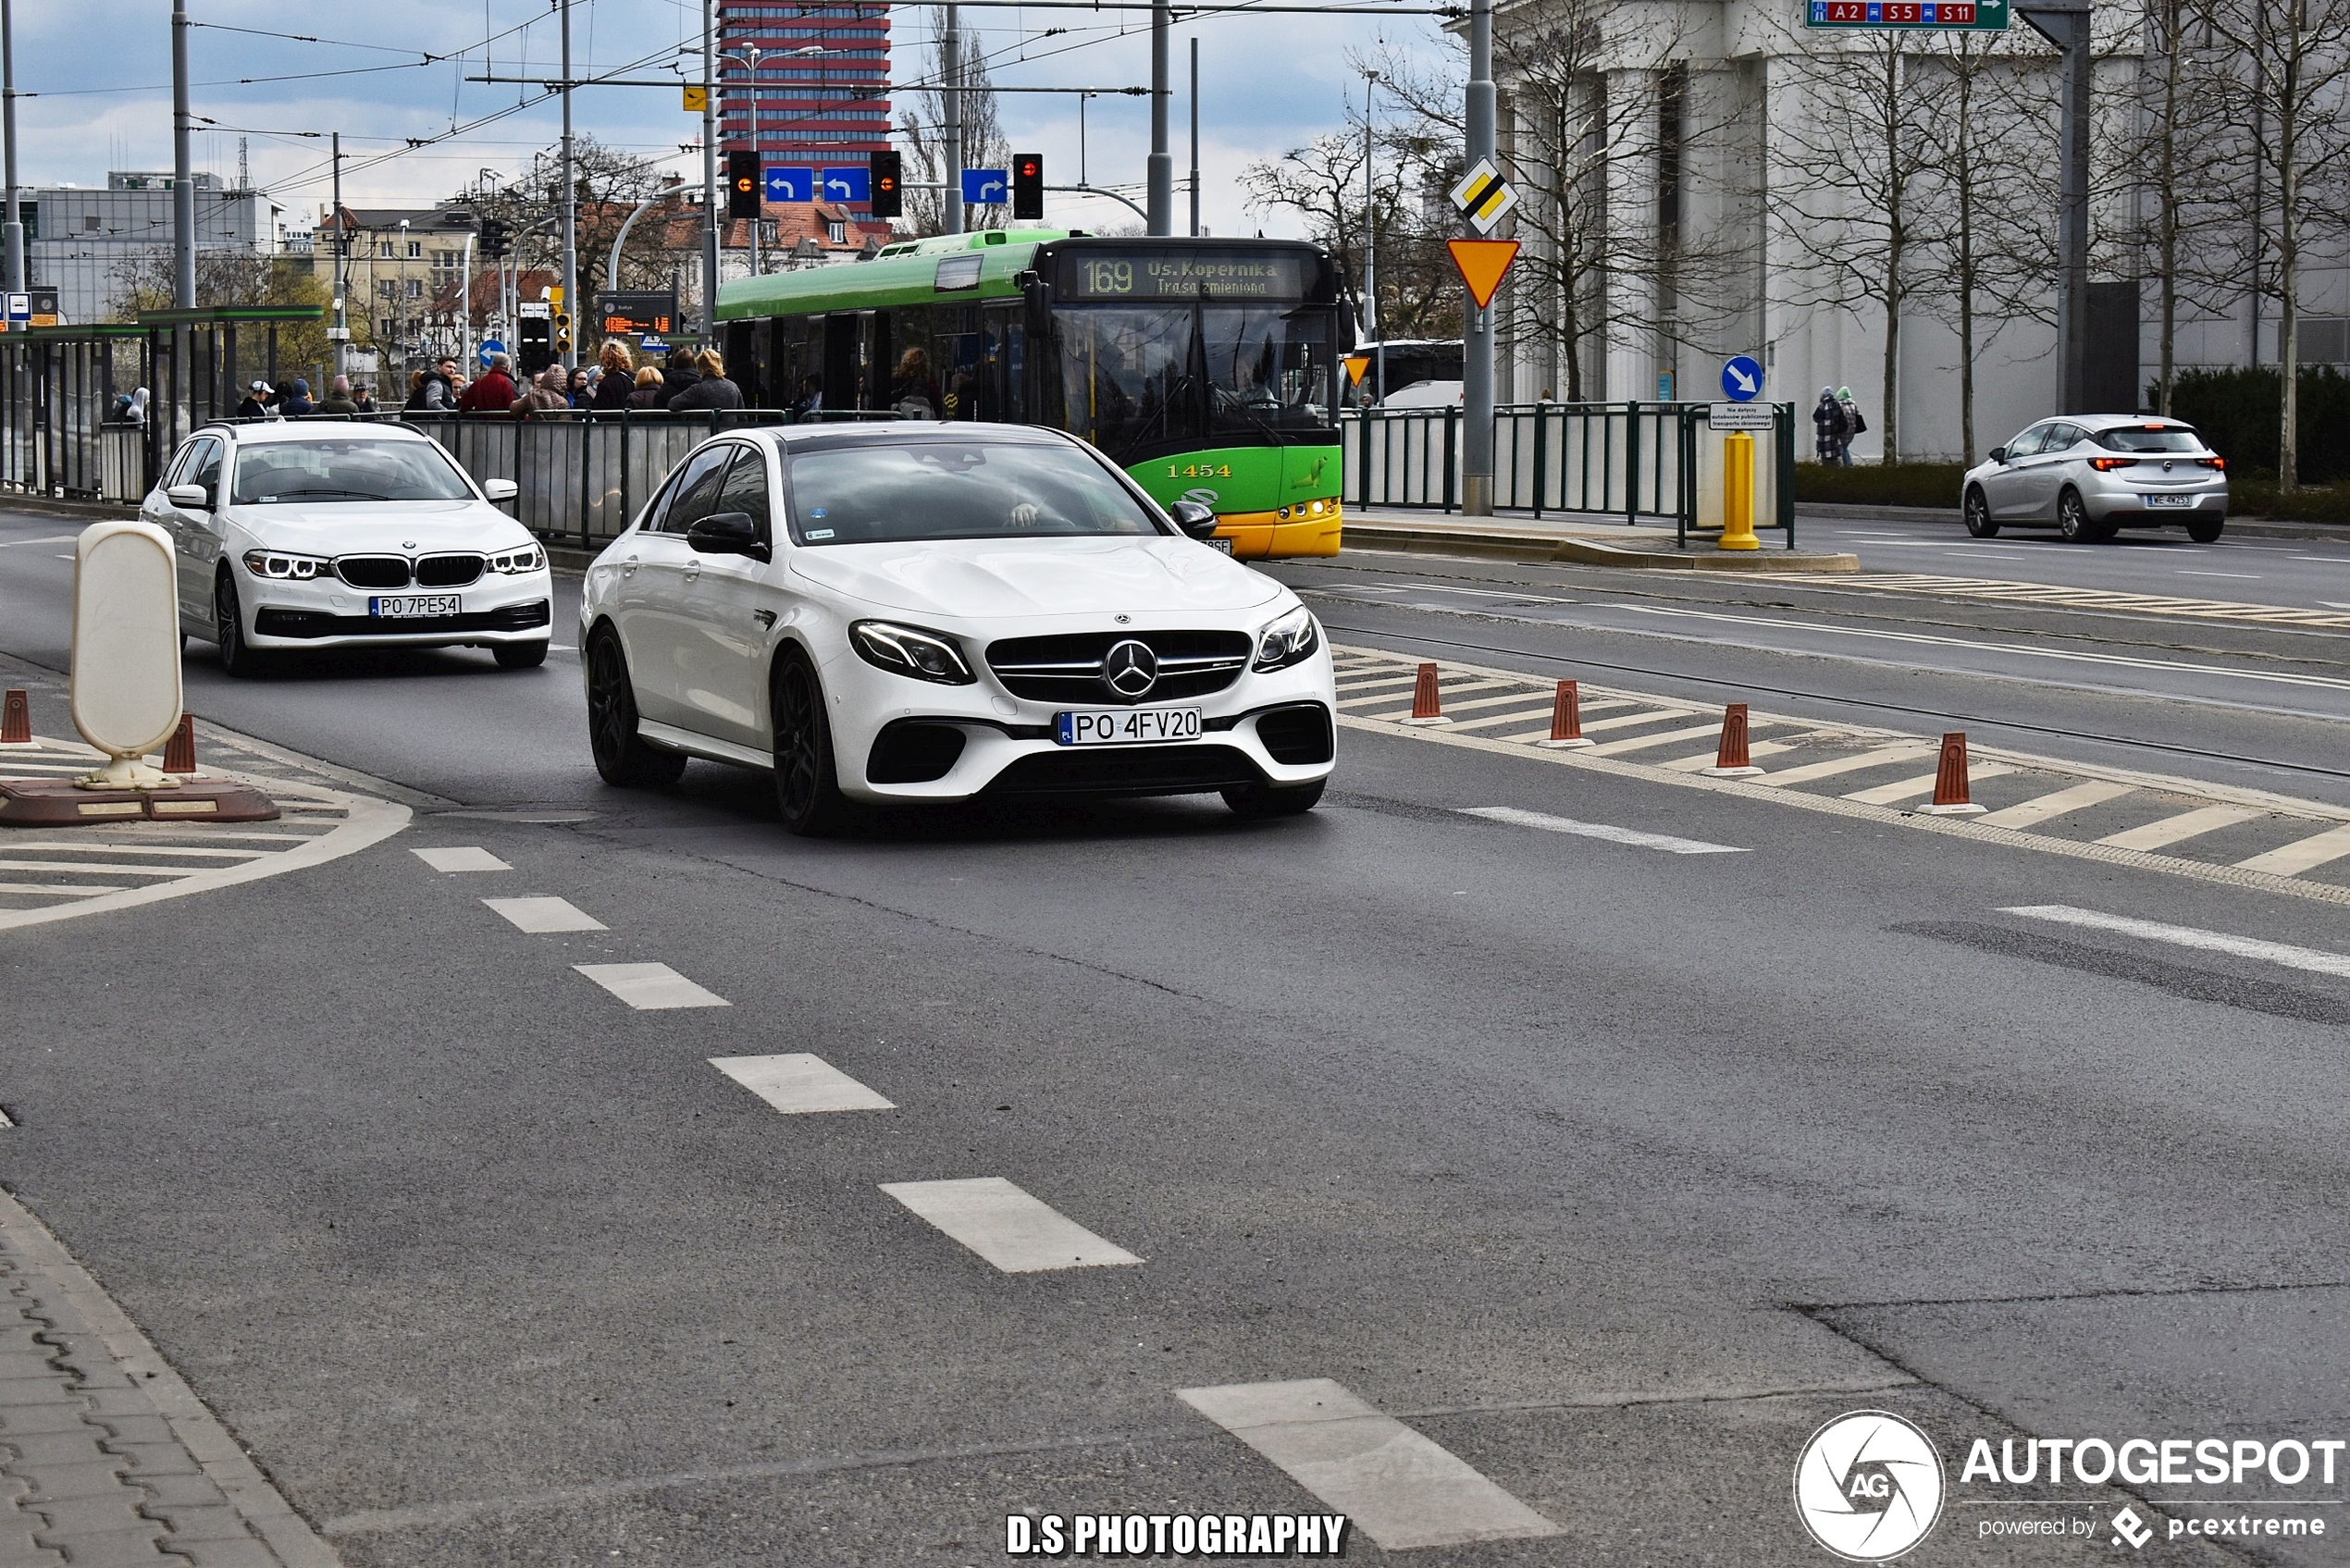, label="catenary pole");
[945,4,964,234]
[331,133,348,377]
[171,0,194,308]
[1147,0,1172,234]
[1189,36,1200,236]
[1460,0,1493,513]
[2019,0,2089,414]
[1364,69,1380,402]
[560,0,577,369]
[3,0,21,295]
[701,0,719,333]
